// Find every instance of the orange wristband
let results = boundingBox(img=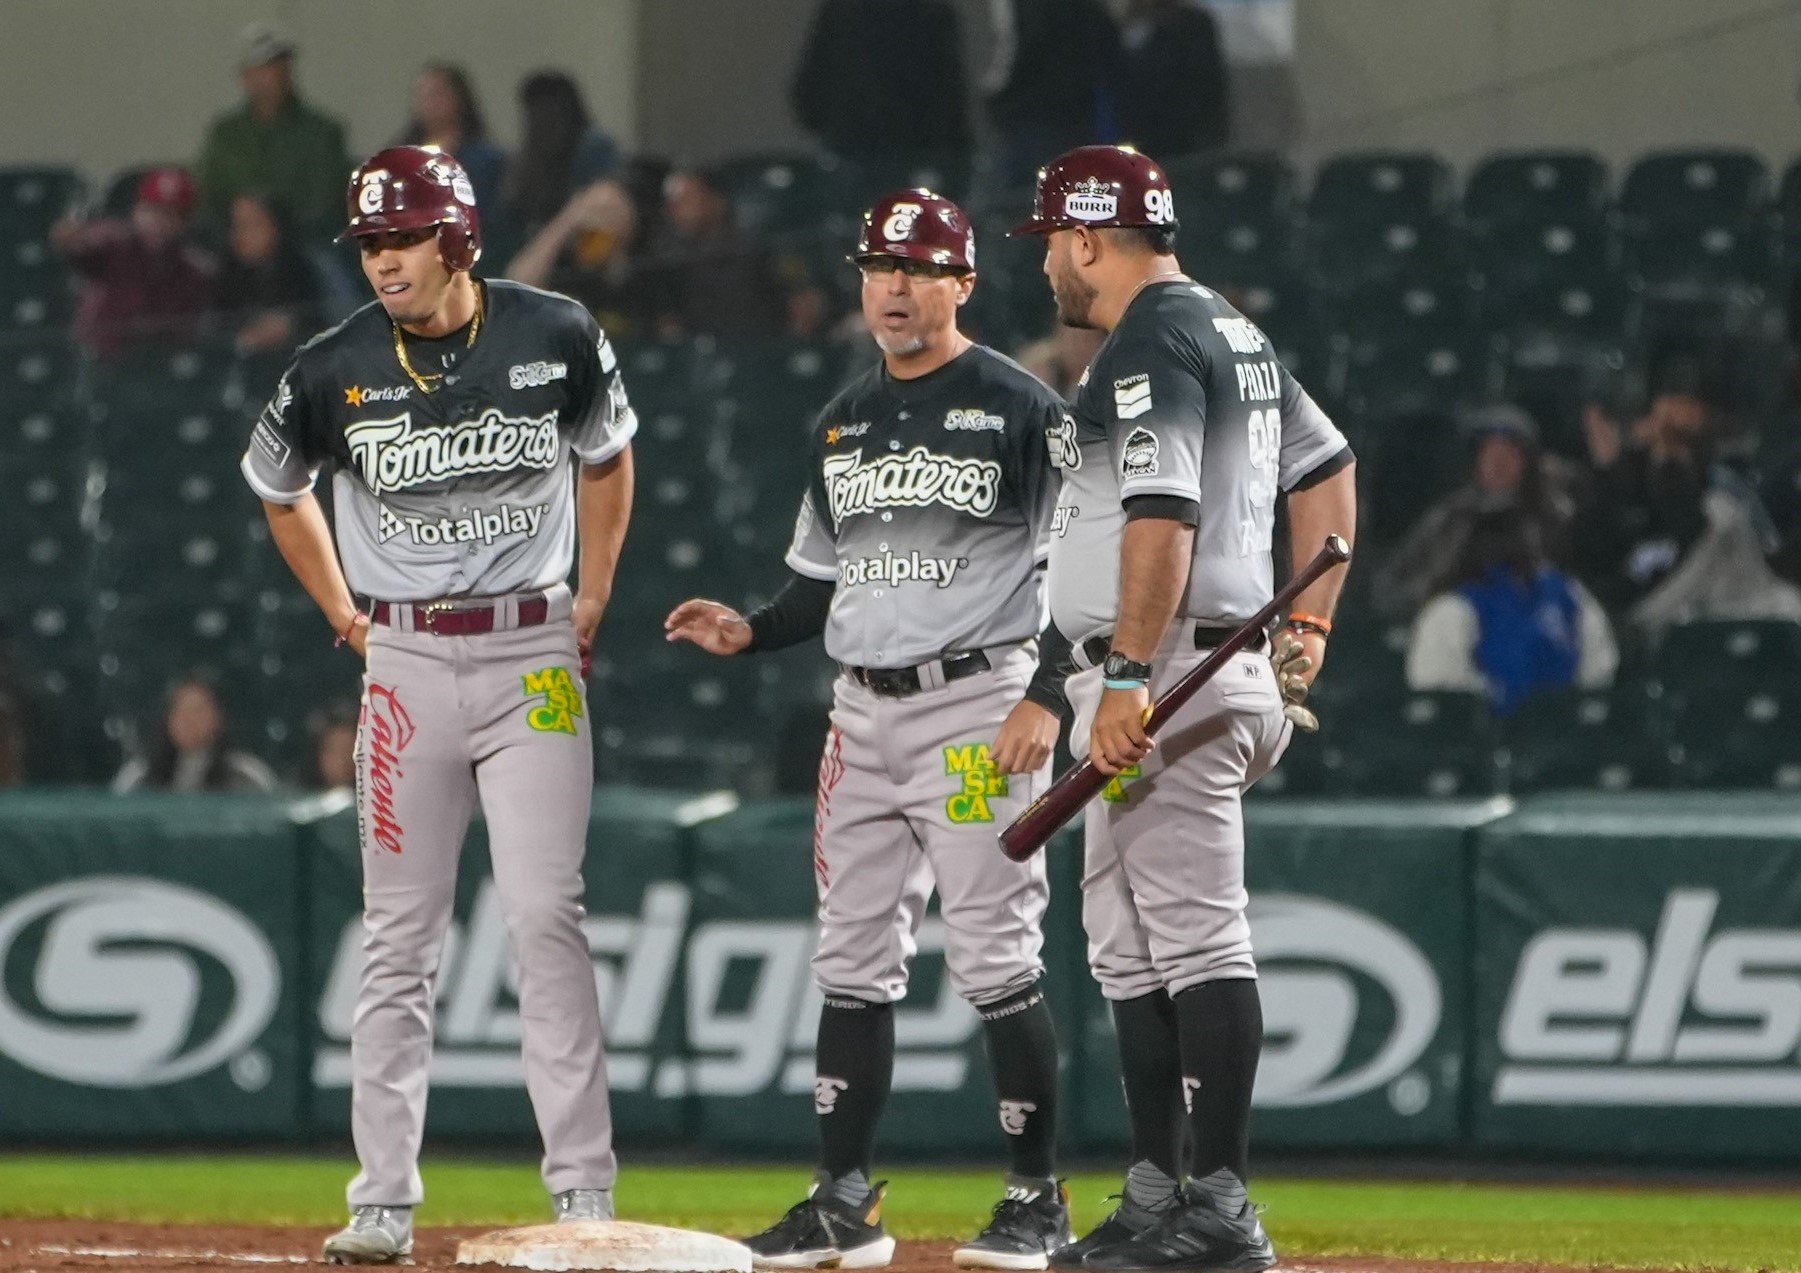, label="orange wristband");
[1287,611,1333,636]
